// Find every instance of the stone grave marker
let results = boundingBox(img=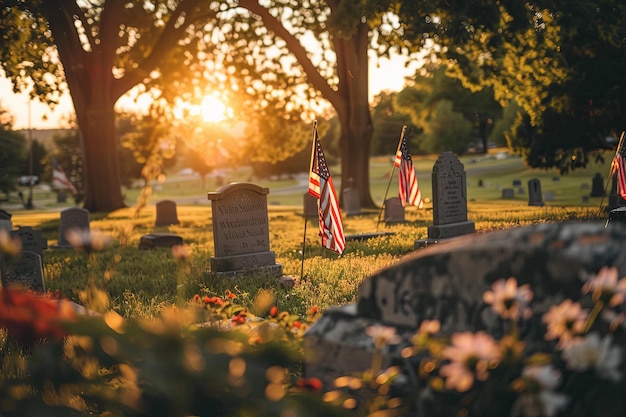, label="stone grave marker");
[501,188,515,199]
[303,192,318,218]
[384,197,405,224]
[544,191,555,202]
[512,179,522,186]
[0,209,11,232]
[155,200,180,226]
[304,221,626,387]
[52,207,90,248]
[415,152,475,248]
[590,173,604,197]
[11,226,48,258]
[343,178,361,216]
[0,250,45,292]
[139,233,184,249]
[207,183,282,278]
[517,187,525,195]
[527,178,545,206]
